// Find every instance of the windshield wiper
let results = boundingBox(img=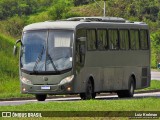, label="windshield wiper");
[47,54,58,71]
[33,46,45,72]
